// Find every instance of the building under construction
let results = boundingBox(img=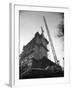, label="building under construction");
[19,16,64,79]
